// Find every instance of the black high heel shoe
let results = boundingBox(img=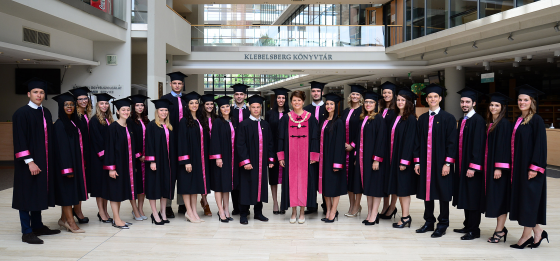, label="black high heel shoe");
[158,212,170,223]
[393,216,412,228]
[112,220,129,229]
[510,236,533,249]
[380,208,397,220]
[531,230,549,248]
[218,215,229,223]
[151,214,164,225]
[365,214,379,226]
[73,210,89,224]
[324,215,338,223]
[322,211,339,222]
[97,213,112,223]
[488,227,508,243]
